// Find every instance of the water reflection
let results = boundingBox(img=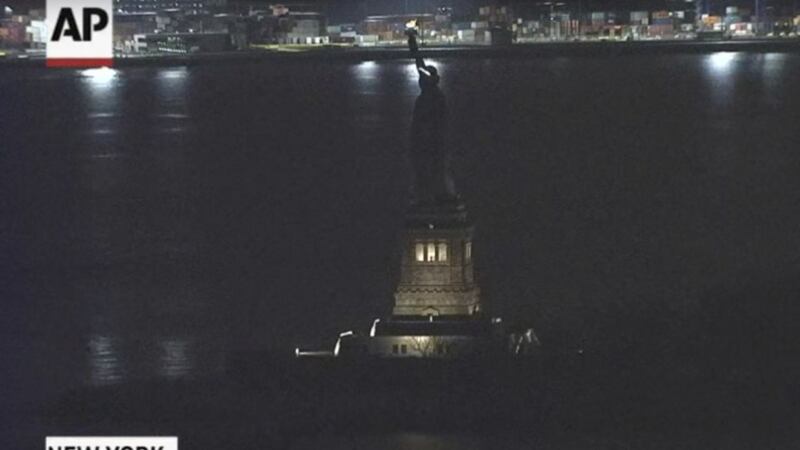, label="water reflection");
[761,53,786,88]
[81,66,119,88]
[704,52,740,110]
[86,335,200,385]
[706,51,739,75]
[89,152,124,160]
[155,67,191,137]
[158,67,189,81]
[156,113,190,119]
[87,112,115,119]
[705,51,788,110]
[354,59,448,93]
[88,335,125,386]
[157,126,188,134]
[355,60,379,79]
[291,433,531,450]
[7,52,797,403]
[156,67,189,98]
[158,337,195,379]
[81,68,120,112]
[81,66,121,163]
[352,60,384,97]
